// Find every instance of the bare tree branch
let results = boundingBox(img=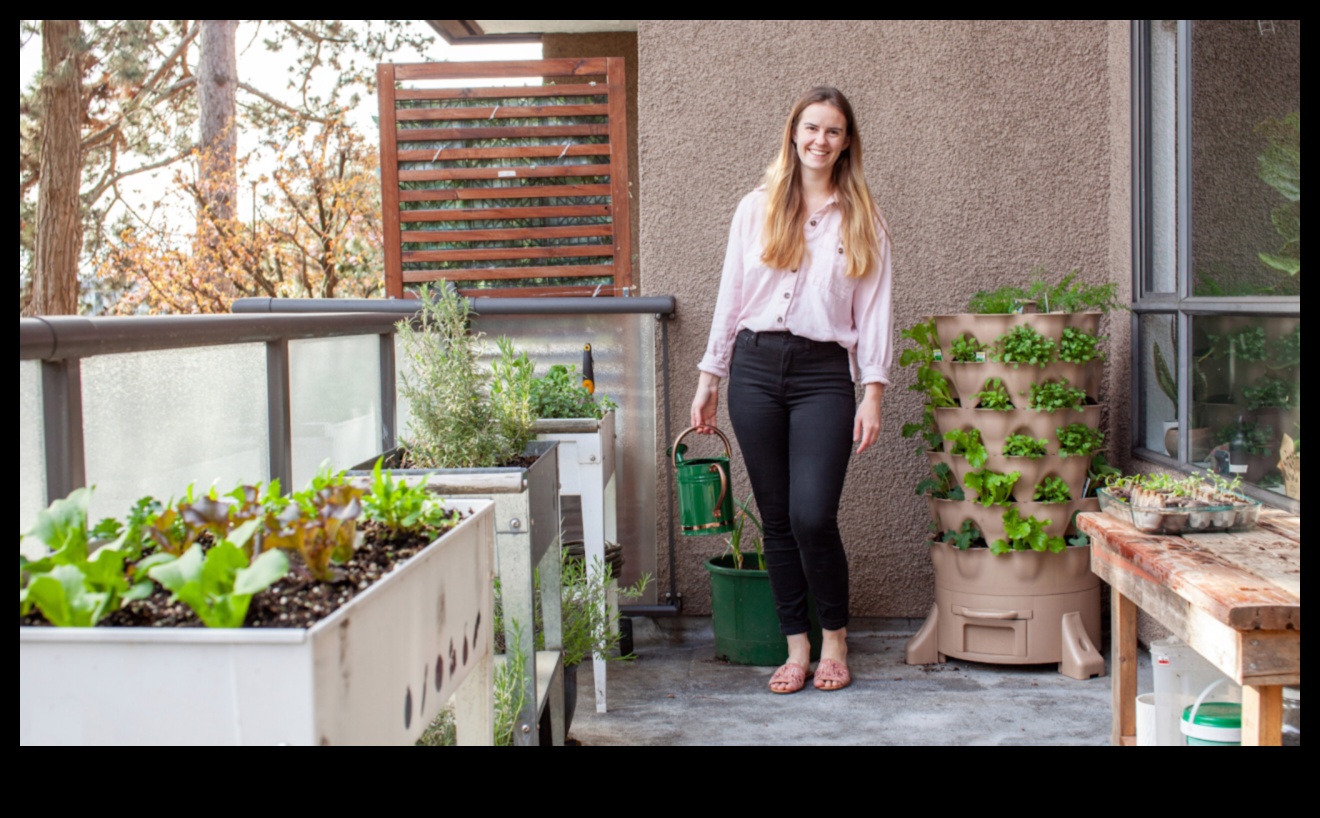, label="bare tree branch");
[238,81,329,123]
